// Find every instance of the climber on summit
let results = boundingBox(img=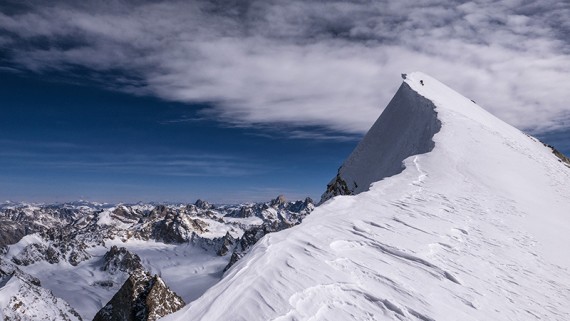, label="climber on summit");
[420,80,424,86]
